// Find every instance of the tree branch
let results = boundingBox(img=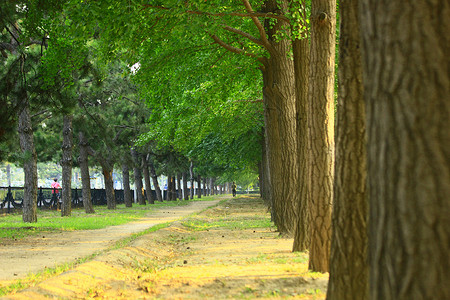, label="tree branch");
[241,0,273,52]
[210,33,258,60]
[223,26,264,47]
